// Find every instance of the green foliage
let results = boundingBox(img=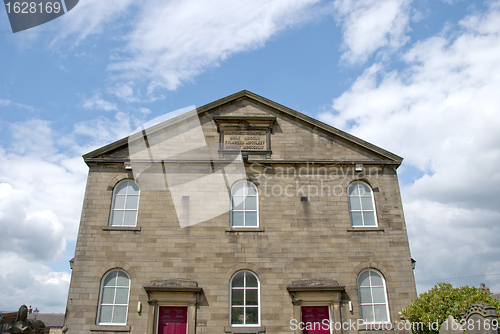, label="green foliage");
[401,283,500,334]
